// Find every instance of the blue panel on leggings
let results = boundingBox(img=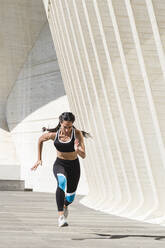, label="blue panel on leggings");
[66,193,75,203]
[57,174,66,192]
